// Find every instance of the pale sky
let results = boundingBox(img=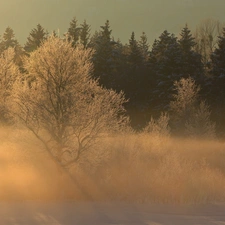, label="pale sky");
[0,0,225,46]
